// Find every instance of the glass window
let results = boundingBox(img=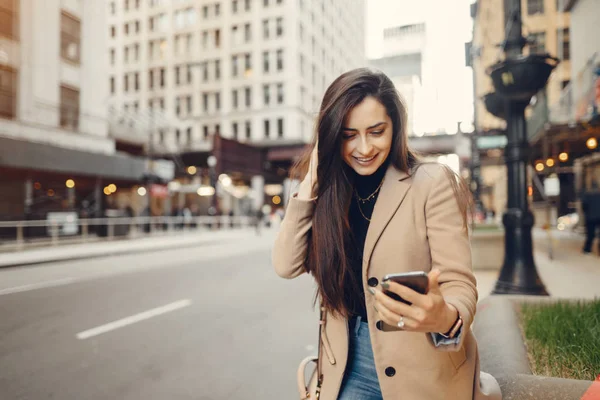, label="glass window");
[245,0,251,11]
[276,49,283,71]
[215,59,221,79]
[263,19,269,39]
[204,125,209,138]
[276,17,283,36]
[264,119,270,138]
[527,0,544,15]
[277,118,283,138]
[244,53,252,74]
[60,85,79,130]
[263,84,270,105]
[61,12,81,64]
[187,96,192,113]
[245,120,251,139]
[232,55,238,77]
[276,83,284,104]
[215,92,221,110]
[244,23,251,42]
[558,27,570,60]
[232,0,238,13]
[203,93,209,111]
[232,122,239,139]
[149,70,154,89]
[232,89,239,109]
[245,87,251,107]
[263,51,269,73]
[187,127,192,143]
[528,32,545,54]
[215,3,221,16]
